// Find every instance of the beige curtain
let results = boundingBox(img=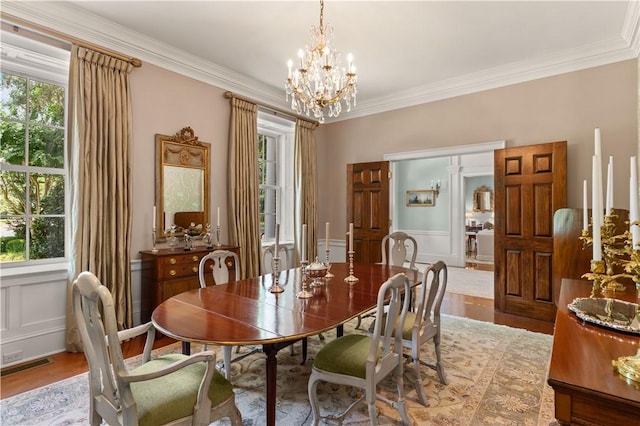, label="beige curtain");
[65,46,134,352]
[227,98,261,278]
[294,119,319,264]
